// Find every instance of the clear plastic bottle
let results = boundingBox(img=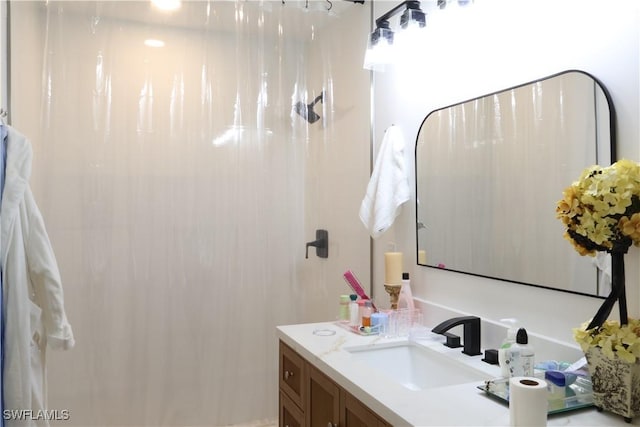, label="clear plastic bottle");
[498,318,518,377]
[339,294,350,321]
[361,300,373,327]
[348,294,359,327]
[397,272,415,311]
